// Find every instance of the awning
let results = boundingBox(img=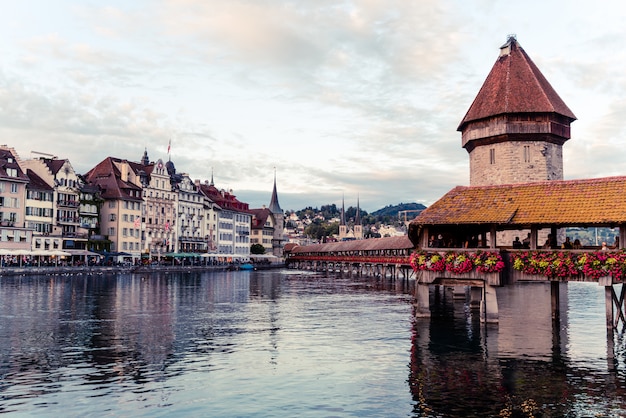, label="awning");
[163,252,203,257]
